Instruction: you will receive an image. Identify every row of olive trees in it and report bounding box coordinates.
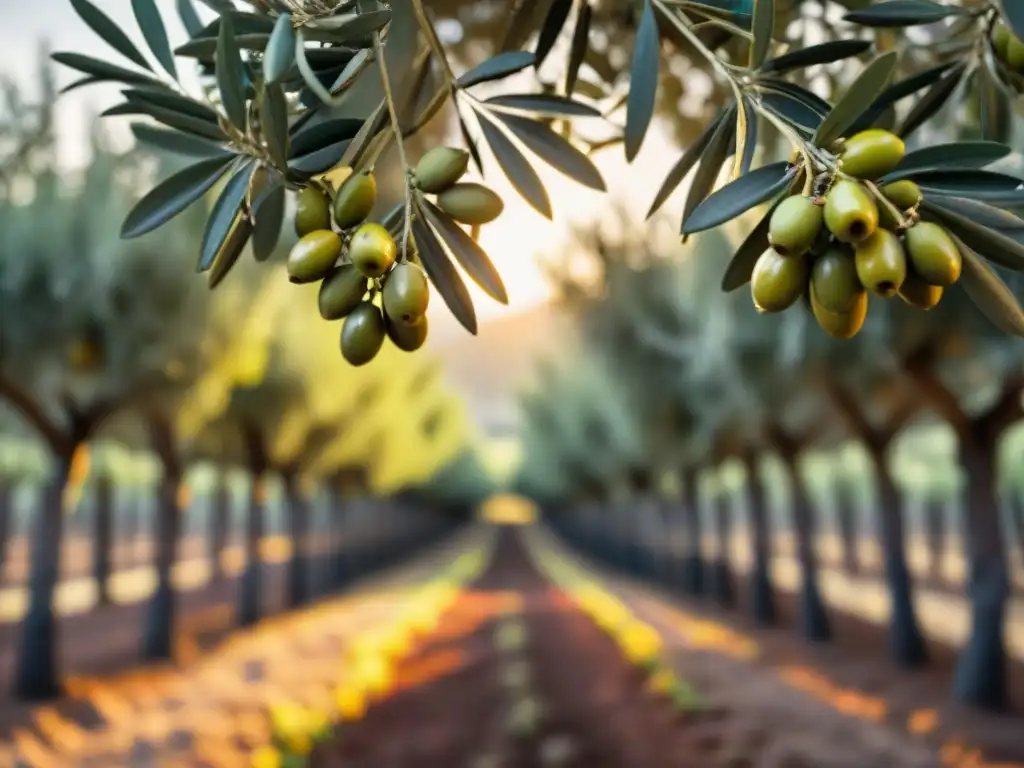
[517,209,1024,712]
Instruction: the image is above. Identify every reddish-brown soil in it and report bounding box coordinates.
[609,561,1024,767]
[314,527,806,768]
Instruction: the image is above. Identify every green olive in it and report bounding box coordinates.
[839,129,905,180]
[382,263,430,324]
[436,183,504,225]
[333,172,376,230]
[341,302,386,366]
[349,222,397,278]
[768,195,823,259]
[287,229,342,284]
[823,179,878,244]
[751,248,807,313]
[294,186,332,237]
[903,222,962,286]
[854,228,907,297]
[386,313,428,352]
[318,265,368,320]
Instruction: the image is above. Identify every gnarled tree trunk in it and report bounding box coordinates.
[141,414,184,661]
[282,471,310,610]
[209,471,230,582]
[91,474,113,607]
[742,450,775,625]
[772,426,830,643]
[834,481,860,576]
[871,452,927,667]
[680,467,705,595]
[14,451,74,699]
[711,490,735,607]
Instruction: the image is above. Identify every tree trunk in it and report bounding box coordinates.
[14,451,74,700]
[834,481,860,576]
[781,454,831,642]
[681,469,705,595]
[0,478,13,580]
[329,485,349,588]
[209,472,229,582]
[711,492,735,607]
[1009,493,1024,574]
[283,473,310,610]
[141,470,183,660]
[238,471,266,627]
[924,497,947,583]
[742,451,775,625]
[871,452,927,667]
[953,425,1010,710]
[91,475,113,607]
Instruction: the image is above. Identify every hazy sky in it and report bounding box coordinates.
[1,0,689,344]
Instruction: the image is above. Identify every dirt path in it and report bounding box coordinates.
[315,527,729,767]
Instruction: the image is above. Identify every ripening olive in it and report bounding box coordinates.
[903,222,962,286]
[386,313,428,352]
[341,302,386,366]
[854,228,907,297]
[382,263,430,324]
[809,283,868,340]
[436,183,504,225]
[318,265,368,320]
[768,195,823,258]
[1008,34,1024,71]
[881,180,922,210]
[824,179,879,244]
[294,186,332,237]
[839,129,905,179]
[992,21,1012,61]
[414,147,470,194]
[349,223,397,278]
[898,271,944,310]
[333,172,376,229]
[751,248,807,313]
[288,229,342,284]
[810,246,864,314]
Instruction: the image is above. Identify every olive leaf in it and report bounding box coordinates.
[484,94,602,118]
[122,154,235,239]
[412,211,479,335]
[118,99,225,141]
[199,159,256,272]
[625,0,659,162]
[978,64,1012,144]
[738,96,758,177]
[288,142,350,178]
[177,0,204,37]
[844,0,964,28]
[896,64,964,138]
[646,110,725,220]
[51,52,160,86]
[683,161,793,235]
[891,141,1012,174]
[122,87,218,121]
[208,211,254,289]
[132,0,177,79]
[305,9,391,37]
[679,107,735,238]
[130,123,228,157]
[535,0,573,68]
[458,51,536,89]
[456,107,485,177]
[338,99,389,171]
[71,0,152,72]
[264,13,296,84]
[565,2,592,96]
[721,201,779,292]
[216,13,248,129]
[501,0,549,54]
[760,87,825,134]
[252,182,286,262]
[749,0,774,69]
[420,197,509,304]
[289,118,364,158]
[813,51,897,146]
[927,196,1024,230]
[60,76,103,94]
[260,83,290,170]
[760,40,871,75]
[955,237,1024,336]
[477,112,553,219]
[903,169,1024,203]
[493,112,606,191]
[175,33,272,59]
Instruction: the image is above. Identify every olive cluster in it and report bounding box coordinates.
[751,129,962,340]
[285,146,505,367]
[991,20,1024,73]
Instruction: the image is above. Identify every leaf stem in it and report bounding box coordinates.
[411,0,457,84]
[373,31,413,262]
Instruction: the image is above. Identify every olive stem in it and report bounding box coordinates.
[753,103,817,194]
[862,178,911,229]
[373,31,414,262]
[411,0,457,85]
